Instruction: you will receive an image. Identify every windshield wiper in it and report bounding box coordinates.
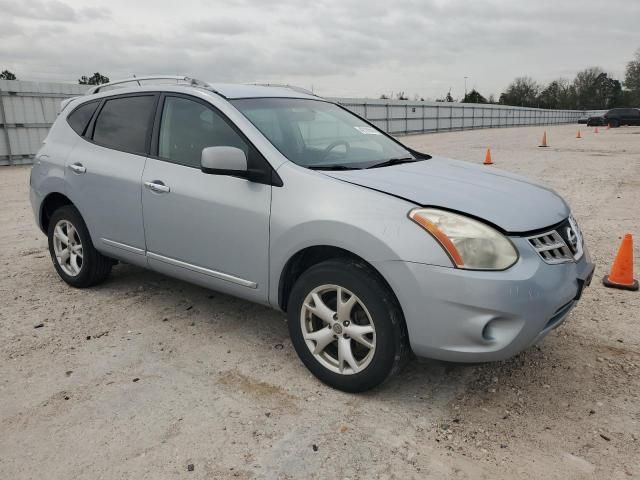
[366,157,417,169]
[307,164,362,171]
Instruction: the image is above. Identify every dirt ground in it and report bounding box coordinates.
[1,124,639,479]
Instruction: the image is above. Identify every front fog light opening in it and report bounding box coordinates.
[481,318,524,345]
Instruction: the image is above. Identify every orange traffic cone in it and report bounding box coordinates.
[539,131,548,147]
[603,234,639,291]
[594,127,599,134]
[576,130,582,139]
[484,148,493,165]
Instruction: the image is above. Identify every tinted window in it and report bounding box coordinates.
[67,101,99,135]
[93,95,155,154]
[159,96,248,168]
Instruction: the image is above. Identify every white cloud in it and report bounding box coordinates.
[0,0,638,98]
[0,0,78,22]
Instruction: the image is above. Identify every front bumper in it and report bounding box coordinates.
[374,237,595,362]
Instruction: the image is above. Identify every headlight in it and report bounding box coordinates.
[408,208,518,270]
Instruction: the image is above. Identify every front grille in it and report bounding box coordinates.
[527,216,584,265]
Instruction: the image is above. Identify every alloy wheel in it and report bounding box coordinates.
[52,219,83,276]
[300,284,376,375]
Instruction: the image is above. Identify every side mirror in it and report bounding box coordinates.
[201,146,248,177]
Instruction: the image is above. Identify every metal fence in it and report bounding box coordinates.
[332,98,605,135]
[0,80,606,166]
[0,80,87,166]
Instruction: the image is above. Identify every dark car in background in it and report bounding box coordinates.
[603,108,640,127]
[586,114,605,127]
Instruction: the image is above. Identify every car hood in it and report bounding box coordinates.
[324,156,570,233]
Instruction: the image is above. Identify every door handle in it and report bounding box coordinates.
[144,181,170,194]
[69,163,86,174]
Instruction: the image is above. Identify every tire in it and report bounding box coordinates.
[287,258,410,392]
[609,119,619,128]
[47,205,112,288]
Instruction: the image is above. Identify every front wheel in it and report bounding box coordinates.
[287,259,410,392]
[608,119,620,128]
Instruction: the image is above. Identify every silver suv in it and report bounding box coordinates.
[30,76,595,392]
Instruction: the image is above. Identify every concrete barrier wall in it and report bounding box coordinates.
[0,80,606,166]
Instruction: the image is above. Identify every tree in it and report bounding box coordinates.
[78,72,110,85]
[624,48,640,106]
[436,90,455,102]
[573,67,622,109]
[396,91,408,100]
[461,89,487,104]
[379,93,390,100]
[499,77,541,107]
[537,79,575,109]
[0,70,17,80]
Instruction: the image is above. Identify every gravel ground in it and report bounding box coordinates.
[1,124,638,479]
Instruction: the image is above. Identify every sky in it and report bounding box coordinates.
[1,0,638,99]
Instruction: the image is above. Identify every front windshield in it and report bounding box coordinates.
[232,98,418,169]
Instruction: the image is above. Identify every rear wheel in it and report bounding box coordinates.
[287,259,410,392]
[47,205,112,288]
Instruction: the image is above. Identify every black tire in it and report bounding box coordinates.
[47,205,112,288]
[609,119,619,128]
[287,258,410,392]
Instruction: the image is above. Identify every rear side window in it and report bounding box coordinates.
[92,95,155,154]
[158,96,249,168]
[67,101,99,136]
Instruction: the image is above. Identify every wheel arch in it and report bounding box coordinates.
[40,192,74,233]
[277,245,404,318]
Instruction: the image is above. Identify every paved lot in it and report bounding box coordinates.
[1,124,639,479]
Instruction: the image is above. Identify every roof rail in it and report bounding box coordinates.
[246,83,319,97]
[85,76,212,95]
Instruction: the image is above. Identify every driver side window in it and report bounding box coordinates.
[159,96,248,168]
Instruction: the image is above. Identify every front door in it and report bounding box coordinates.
[141,94,271,303]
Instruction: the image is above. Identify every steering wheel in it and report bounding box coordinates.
[322,140,350,160]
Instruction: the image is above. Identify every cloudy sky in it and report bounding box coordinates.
[1,0,638,99]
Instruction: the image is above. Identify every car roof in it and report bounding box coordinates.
[81,76,320,101]
[208,83,319,100]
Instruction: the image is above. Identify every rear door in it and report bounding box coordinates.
[65,93,157,266]
[620,109,631,124]
[141,94,272,303]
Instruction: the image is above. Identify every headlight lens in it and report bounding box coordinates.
[409,208,518,270]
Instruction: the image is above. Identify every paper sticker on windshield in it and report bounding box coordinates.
[354,126,381,135]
